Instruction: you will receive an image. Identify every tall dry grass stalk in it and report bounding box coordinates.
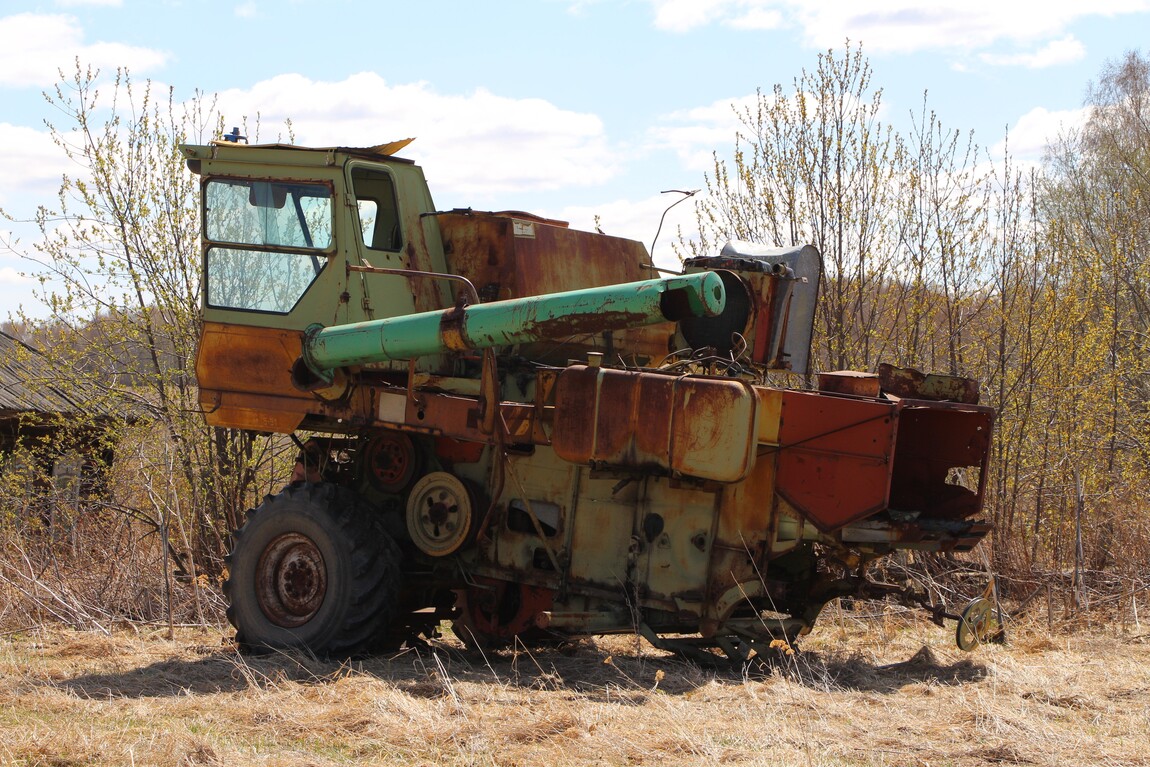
[0,508,222,636]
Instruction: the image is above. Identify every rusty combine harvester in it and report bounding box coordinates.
[184,137,998,661]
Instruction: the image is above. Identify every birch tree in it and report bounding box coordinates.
[3,63,280,572]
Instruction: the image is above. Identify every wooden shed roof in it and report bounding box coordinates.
[0,330,116,419]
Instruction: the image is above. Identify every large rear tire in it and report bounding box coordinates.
[224,483,400,655]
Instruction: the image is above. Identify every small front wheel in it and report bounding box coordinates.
[955,597,998,652]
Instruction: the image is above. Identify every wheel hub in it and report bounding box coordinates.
[256,532,327,627]
[364,431,418,492]
[406,472,476,557]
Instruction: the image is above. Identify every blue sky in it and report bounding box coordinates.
[2,0,1149,320]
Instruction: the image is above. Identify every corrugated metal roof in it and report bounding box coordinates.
[0,330,116,418]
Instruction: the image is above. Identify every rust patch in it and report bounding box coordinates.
[668,378,757,482]
[594,369,641,462]
[196,322,306,397]
[878,363,980,404]
[439,308,468,352]
[634,374,675,461]
[552,367,756,482]
[819,370,881,398]
[552,366,601,463]
[512,310,654,340]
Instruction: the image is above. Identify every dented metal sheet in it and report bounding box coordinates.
[553,366,758,483]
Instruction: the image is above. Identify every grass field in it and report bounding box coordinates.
[1,608,1147,766]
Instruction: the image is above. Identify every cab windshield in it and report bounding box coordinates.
[203,179,333,313]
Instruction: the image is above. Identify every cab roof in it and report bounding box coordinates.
[181,138,417,168]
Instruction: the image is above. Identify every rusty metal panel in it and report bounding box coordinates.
[634,374,675,463]
[437,210,646,298]
[566,469,638,590]
[774,390,898,532]
[750,273,783,365]
[636,479,717,610]
[756,387,783,445]
[703,453,780,627]
[668,378,757,482]
[377,388,536,446]
[878,363,981,404]
[818,370,881,398]
[593,368,643,458]
[197,322,315,431]
[436,210,672,363]
[714,451,776,548]
[888,401,995,519]
[199,391,306,433]
[489,451,578,575]
[552,367,758,483]
[197,321,306,397]
[551,366,600,462]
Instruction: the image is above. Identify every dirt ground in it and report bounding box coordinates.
[1,608,1147,767]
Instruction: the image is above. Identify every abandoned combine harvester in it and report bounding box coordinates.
[185,137,998,661]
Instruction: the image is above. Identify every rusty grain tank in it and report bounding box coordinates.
[184,137,998,661]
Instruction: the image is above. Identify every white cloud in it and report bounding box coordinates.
[555,190,704,270]
[212,73,619,198]
[647,93,761,171]
[55,0,122,6]
[0,240,36,320]
[993,105,1090,160]
[645,1,1150,57]
[235,3,258,18]
[651,0,739,33]
[727,7,784,30]
[0,265,32,288]
[0,13,168,88]
[979,36,1087,69]
[0,122,70,211]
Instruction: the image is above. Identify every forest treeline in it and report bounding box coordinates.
[1,47,1147,628]
[685,45,1150,605]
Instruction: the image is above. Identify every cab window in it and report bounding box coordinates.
[351,166,402,251]
[203,179,333,313]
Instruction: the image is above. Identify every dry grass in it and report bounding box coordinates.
[1,608,1148,767]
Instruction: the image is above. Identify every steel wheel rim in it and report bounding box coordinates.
[406,473,473,556]
[256,532,327,627]
[365,432,418,492]
[956,598,992,651]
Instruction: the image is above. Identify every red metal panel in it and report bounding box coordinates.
[888,401,995,519]
[774,390,897,532]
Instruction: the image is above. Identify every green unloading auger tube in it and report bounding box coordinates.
[294,272,726,385]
